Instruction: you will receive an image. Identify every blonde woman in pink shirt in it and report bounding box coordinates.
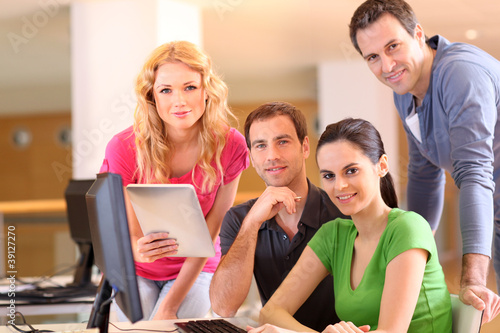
[100,40,249,321]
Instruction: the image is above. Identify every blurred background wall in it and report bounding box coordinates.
[0,0,498,284]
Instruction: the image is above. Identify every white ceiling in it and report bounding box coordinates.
[1,0,500,111]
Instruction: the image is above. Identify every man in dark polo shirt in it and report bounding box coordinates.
[209,102,345,331]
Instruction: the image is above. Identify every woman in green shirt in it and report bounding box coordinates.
[250,118,452,333]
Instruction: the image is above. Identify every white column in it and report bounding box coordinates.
[317,60,400,193]
[70,0,201,180]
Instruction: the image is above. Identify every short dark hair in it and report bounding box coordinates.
[244,101,308,149]
[349,0,419,55]
[317,118,398,208]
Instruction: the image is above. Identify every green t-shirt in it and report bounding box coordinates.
[308,208,452,332]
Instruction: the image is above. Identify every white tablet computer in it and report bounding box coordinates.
[126,184,215,258]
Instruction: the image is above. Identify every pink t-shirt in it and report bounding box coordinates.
[100,126,249,281]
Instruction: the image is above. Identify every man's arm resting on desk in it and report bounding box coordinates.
[210,215,261,317]
[459,253,500,323]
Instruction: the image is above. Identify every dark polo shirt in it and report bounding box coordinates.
[220,179,345,331]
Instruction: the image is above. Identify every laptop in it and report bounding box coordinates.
[126,184,215,258]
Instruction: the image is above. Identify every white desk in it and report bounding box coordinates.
[0,317,257,333]
[2,300,94,316]
[0,322,92,333]
[0,298,94,326]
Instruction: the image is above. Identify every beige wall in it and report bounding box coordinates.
[0,112,74,276]
[0,112,72,201]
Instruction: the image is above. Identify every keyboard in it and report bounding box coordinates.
[174,319,247,333]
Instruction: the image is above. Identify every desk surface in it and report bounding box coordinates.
[0,317,257,333]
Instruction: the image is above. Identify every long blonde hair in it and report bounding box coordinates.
[134,41,234,192]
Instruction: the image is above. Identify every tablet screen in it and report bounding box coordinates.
[126,184,215,258]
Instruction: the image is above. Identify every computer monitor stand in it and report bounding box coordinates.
[67,243,95,288]
[88,278,113,333]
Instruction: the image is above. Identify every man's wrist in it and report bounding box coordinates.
[242,210,267,230]
[460,253,490,287]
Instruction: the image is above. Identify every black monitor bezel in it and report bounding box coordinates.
[85,172,143,332]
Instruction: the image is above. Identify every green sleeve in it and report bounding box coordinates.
[384,210,436,264]
[308,220,336,274]
[308,219,352,274]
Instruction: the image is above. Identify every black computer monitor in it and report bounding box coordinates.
[64,179,96,288]
[85,172,143,333]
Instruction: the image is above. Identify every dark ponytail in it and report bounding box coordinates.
[380,172,398,209]
[317,118,398,208]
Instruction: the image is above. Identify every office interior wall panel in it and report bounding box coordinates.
[0,113,72,201]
